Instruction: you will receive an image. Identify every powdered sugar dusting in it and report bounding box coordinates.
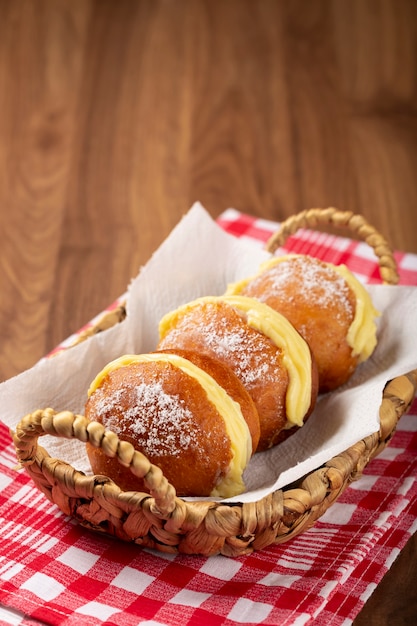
[161,309,285,390]
[89,380,199,457]
[250,256,353,313]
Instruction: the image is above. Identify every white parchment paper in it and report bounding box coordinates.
[1,203,416,503]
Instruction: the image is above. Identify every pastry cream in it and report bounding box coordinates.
[159,295,312,428]
[227,254,380,363]
[88,352,252,498]
[331,263,380,362]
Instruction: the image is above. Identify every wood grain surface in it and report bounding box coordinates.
[0,1,416,623]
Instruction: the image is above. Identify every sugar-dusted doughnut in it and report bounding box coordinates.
[85,351,259,498]
[227,254,380,392]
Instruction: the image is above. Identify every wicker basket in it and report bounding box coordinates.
[12,208,417,557]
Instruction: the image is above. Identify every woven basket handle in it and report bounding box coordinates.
[265,207,399,285]
[13,408,177,516]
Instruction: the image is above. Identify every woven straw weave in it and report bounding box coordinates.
[12,208,417,557]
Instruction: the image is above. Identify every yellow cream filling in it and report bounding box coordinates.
[88,352,252,499]
[159,295,312,428]
[331,264,380,362]
[227,254,380,363]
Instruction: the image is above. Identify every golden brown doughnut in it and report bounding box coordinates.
[227,254,379,392]
[85,351,258,498]
[158,295,318,451]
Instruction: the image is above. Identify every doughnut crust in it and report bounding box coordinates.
[230,255,378,392]
[158,296,318,451]
[85,353,254,497]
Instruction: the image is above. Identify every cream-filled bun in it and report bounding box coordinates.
[227,254,380,392]
[158,295,318,451]
[85,351,259,498]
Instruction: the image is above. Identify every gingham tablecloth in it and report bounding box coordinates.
[0,210,416,626]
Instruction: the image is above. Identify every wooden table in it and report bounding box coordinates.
[0,2,416,623]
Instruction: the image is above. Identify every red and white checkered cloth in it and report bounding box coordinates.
[0,209,416,626]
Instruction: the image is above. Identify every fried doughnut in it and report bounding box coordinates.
[85,351,258,498]
[227,254,379,392]
[158,295,318,451]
